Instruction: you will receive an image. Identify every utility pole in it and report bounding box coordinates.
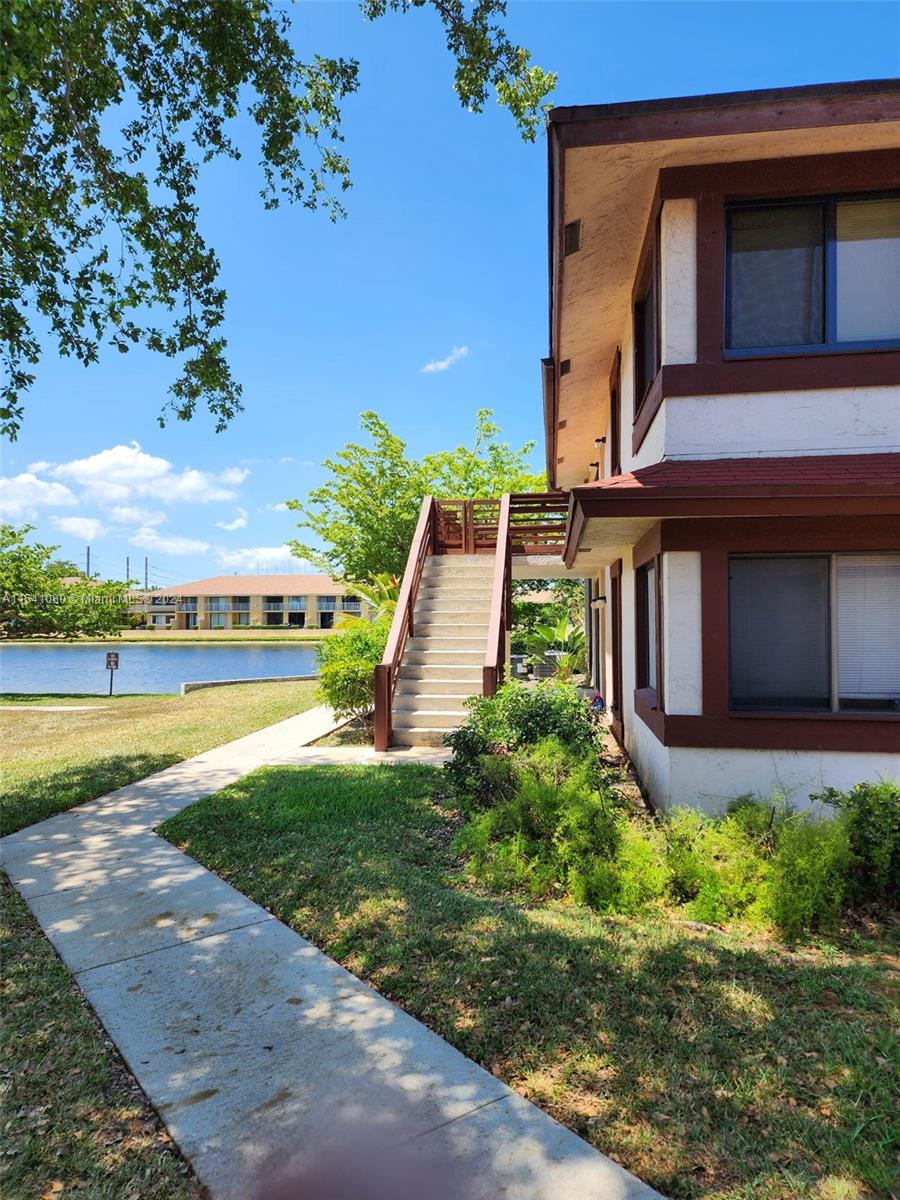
[126,556,130,586]
[86,545,91,577]
[144,557,149,590]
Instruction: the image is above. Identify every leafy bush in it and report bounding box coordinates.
[761,815,852,937]
[454,736,623,899]
[451,723,893,936]
[315,617,390,724]
[444,681,599,808]
[812,779,900,904]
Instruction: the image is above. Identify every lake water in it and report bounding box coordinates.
[0,643,320,695]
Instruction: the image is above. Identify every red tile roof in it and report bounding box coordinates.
[575,453,900,495]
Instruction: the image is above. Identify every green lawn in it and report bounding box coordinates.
[0,680,318,834]
[161,764,899,1200]
[0,875,204,1200]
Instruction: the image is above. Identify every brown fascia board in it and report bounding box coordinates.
[548,78,900,148]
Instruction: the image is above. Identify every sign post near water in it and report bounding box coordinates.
[106,651,119,696]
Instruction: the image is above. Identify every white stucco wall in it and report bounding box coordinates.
[664,386,900,460]
[665,747,900,815]
[662,552,702,715]
[660,199,697,366]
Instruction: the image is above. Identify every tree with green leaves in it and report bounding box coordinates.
[2,0,555,440]
[288,408,545,580]
[0,523,129,637]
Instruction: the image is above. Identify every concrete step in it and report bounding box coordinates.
[414,599,492,617]
[402,648,485,666]
[393,693,469,713]
[394,709,462,730]
[411,613,489,629]
[423,559,494,576]
[407,635,487,652]
[396,676,480,696]
[398,663,482,682]
[417,584,493,599]
[392,728,452,748]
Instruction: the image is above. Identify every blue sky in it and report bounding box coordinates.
[3,1,898,587]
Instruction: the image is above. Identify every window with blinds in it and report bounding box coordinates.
[836,555,900,709]
[729,554,900,713]
[729,557,831,710]
[726,193,900,352]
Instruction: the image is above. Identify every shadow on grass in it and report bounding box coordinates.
[1,753,180,836]
[0,874,204,1200]
[160,765,898,1200]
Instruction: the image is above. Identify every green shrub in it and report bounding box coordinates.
[812,779,900,904]
[453,735,620,899]
[315,617,390,724]
[444,681,598,808]
[761,814,852,937]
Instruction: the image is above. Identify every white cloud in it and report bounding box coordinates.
[48,442,246,506]
[216,543,311,571]
[219,466,250,486]
[130,525,211,556]
[26,460,53,474]
[0,473,77,518]
[278,456,296,465]
[420,345,470,374]
[264,501,289,512]
[109,505,166,527]
[50,515,106,540]
[215,507,248,531]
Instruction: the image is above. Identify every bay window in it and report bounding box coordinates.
[729,554,900,712]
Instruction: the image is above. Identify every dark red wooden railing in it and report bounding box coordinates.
[508,492,570,556]
[373,495,436,751]
[483,493,511,697]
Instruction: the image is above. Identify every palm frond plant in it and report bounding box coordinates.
[525,617,587,679]
[336,574,400,627]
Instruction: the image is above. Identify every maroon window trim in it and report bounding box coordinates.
[629,521,900,751]
[609,559,624,745]
[634,555,664,713]
[632,211,662,420]
[609,348,622,477]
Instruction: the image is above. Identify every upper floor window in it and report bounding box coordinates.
[726,194,900,354]
[633,236,660,409]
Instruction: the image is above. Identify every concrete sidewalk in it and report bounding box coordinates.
[3,706,661,1200]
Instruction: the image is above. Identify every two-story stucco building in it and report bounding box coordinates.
[546,79,900,810]
[131,575,369,631]
[375,79,899,811]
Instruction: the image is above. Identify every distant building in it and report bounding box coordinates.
[129,575,371,631]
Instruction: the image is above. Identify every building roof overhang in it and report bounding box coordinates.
[544,79,900,488]
[563,452,900,568]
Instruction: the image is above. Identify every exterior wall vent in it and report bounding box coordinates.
[560,359,571,376]
[564,220,581,255]
[557,418,567,430]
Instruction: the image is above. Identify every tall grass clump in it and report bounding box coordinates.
[445,688,899,937]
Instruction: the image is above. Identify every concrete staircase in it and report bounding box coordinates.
[392,555,493,747]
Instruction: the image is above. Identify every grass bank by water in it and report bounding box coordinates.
[161,763,899,1200]
[0,680,318,834]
